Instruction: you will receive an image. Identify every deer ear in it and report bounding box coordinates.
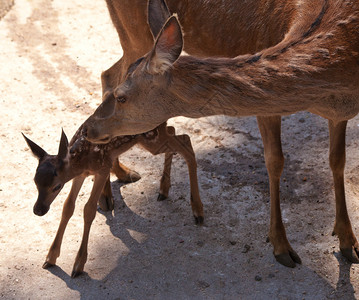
[148,0,171,39]
[147,15,183,74]
[58,129,69,160]
[22,133,47,160]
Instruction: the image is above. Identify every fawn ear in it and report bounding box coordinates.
[58,129,69,160]
[22,133,47,160]
[147,15,183,74]
[148,0,171,39]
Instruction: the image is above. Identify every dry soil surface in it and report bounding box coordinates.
[1,0,359,299]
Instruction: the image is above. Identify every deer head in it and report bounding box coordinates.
[23,130,69,216]
[83,14,184,143]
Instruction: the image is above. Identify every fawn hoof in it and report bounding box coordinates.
[99,194,114,211]
[194,215,204,225]
[157,193,168,201]
[71,270,83,278]
[121,170,141,183]
[42,261,55,269]
[340,247,359,263]
[275,249,302,268]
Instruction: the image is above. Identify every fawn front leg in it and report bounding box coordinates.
[257,116,301,268]
[43,176,85,269]
[329,120,359,263]
[98,174,114,211]
[71,174,108,277]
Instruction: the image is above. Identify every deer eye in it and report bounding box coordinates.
[52,184,62,192]
[116,96,126,103]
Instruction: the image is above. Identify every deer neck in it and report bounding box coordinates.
[167,1,359,120]
[168,55,312,118]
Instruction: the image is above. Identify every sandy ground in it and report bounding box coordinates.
[1,0,359,299]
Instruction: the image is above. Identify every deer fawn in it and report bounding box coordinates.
[83,0,359,267]
[23,120,202,277]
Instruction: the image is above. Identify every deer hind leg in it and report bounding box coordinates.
[257,116,301,268]
[43,176,85,269]
[98,174,114,211]
[329,120,359,263]
[71,174,108,278]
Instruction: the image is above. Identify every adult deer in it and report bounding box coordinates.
[23,121,202,277]
[99,0,300,268]
[84,0,359,267]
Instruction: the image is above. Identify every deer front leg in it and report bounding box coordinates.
[257,116,301,268]
[43,176,85,269]
[329,120,359,263]
[71,174,108,278]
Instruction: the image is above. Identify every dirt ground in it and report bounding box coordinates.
[1,0,359,299]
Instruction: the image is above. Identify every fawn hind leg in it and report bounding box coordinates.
[257,116,301,267]
[111,158,141,183]
[158,126,175,201]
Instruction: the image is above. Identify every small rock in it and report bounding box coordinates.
[198,280,210,288]
[197,241,204,247]
[230,241,237,246]
[242,244,250,253]
[255,275,262,281]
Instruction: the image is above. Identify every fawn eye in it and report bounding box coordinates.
[116,96,126,103]
[52,184,62,192]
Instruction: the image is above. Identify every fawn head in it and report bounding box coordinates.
[23,130,69,216]
[83,13,184,143]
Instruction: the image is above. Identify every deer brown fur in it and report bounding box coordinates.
[99,0,302,268]
[83,0,359,267]
[23,120,202,277]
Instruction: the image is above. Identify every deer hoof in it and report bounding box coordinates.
[157,193,168,201]
[340,247,359,263]
[275,249,302,268]
[71,270,83,278]
[194,215,204,225]
[42,261,55,269]
[98,194,114,211]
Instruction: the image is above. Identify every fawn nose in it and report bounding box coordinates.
[33,202,49,216]
[81,126,88,137]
